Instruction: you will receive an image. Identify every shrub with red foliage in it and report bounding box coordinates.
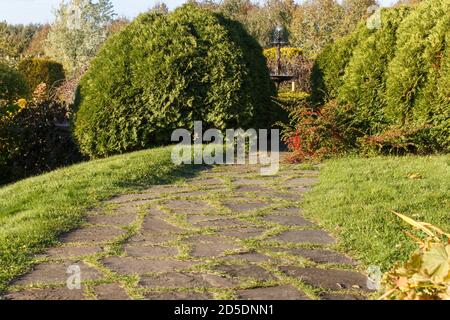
[281,100,355,162]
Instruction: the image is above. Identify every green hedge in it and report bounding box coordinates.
[385,0,449,124]
[74,5,275,158]
[0,63,29,105]
[310,22,372,106]
[338,7,412,133]
[17,58,65,94]
[308,0,450,154]
[385,0,450,151]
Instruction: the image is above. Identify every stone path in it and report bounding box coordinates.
[4,161,372,300]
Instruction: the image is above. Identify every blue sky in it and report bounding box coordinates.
[0,0,397,24]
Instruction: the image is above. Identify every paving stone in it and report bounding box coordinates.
[101,257,198,274]
[86,213,137,226]
[187,178,224,186]
[124,245,179,258]
[37,246,102,259]
[60,226,126,244]
[266,192,302,201]
[127,233,175,245]
[288,186,312,193]
[186,215,223,224]
[237,285,310,300]
[270,207,303,215]
[113,203,141,214]
[233,178,269,185]
[286,248,356,265]
[285,178,317,187]
[143,185,191,195]
[320,293,366,300]
[284,170,319,176]
[14,261,102,286]
[216,264,276,281]
[271,230,335,245]
[163,200,214,215]
[234,186,274,193]
[93,283,130,300]
[221,252,271,263]
[141,216,186,234]
[106,193,158,204]
[263,214,314,227]
[140,273,238,289]
[175,191,211,198]
[280,266,369,291]
[191,242,241,258]
[146,207,168,217]
[224,199,271,212]
[5,287,85,300]
[186,234,233,244]
[194,218,252,228]
[217,227,266,239]
[144,291,213,300]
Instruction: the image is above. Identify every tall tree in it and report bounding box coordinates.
[290,0,344,56]
[45,0,115,74]
[149,1,170,14]
[0,22,40,66]
[25,25,51,58]
[341,0,378,34]
[218,0,295,47]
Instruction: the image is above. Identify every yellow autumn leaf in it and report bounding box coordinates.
[408,173,422,180]
[421,243,449,282]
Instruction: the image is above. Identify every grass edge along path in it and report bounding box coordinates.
[302,155,450,271]
[0,146,205,292]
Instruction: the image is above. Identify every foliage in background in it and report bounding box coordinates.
[0,95,81,184]
[74,5,275,158]
[17,58,65,96]
[381,212,450,300]
[290,0,376,56]
[190,0,377,56]
[290,0,343,55]
[0,63,29,106]
[0,22,41,67]
[303,0,450,160]
[45,0,116,74]
[23,25,51,58]
[264,47,313,92]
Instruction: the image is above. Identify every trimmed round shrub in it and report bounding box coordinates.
[74,5,275,158]
[337,7,412,133]
[0,63,29,105]
[17,58,65,94]
[310,21,373,106]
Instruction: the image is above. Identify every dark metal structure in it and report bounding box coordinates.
[270,25,294,89]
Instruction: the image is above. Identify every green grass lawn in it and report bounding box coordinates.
[302,155,450,271]
[0,146,203,292]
